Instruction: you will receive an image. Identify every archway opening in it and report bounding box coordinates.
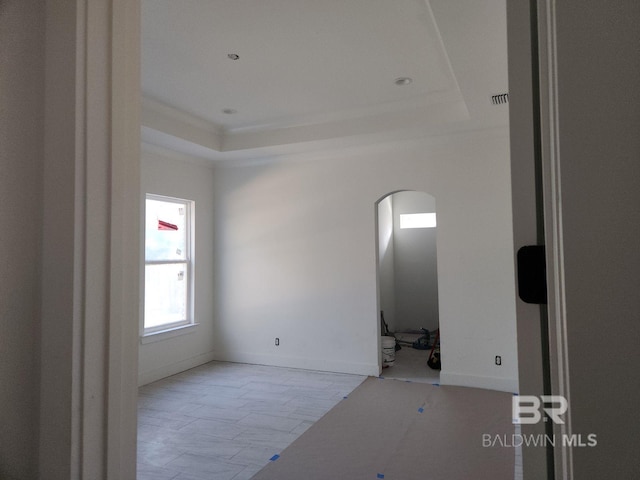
[376,190,440,383]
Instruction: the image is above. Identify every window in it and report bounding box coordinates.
[399,212,437,229]
[144,194,194,335]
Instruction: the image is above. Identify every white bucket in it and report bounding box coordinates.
[381,336,396,367]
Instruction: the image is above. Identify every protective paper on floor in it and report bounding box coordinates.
[251,377,515,480]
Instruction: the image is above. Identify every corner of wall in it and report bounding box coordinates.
[440,370,518,394]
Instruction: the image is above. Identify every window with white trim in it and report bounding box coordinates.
[399,212,437,229]
[144,194,194,335]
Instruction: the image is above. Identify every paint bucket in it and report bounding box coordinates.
[381,336,396,367]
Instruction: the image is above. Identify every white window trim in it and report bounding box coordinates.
[140,322,200,344]
[142,193,195,338]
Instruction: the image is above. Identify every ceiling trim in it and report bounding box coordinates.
[141,96,223,151]
[222,99,469,152]
[142,93,469,157]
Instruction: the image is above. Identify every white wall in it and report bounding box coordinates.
[0,2,44,477]
[138,147,217,385]
[212,129,518,392]
[392,191,439,333]
[377,195,396,332]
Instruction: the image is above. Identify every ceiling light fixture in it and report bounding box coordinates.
[227,53,240,60]
[394,77,413,86]
[222,108,237,115]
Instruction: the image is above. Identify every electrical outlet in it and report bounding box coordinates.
[275,338,280,346]
[495,355,502,366]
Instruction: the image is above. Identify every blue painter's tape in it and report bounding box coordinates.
[377,474,385,479]
[343,396,348,399]
[418,407,424,413]
[270,454,280,462]
[378,376,385,380]
[433,383,440,387]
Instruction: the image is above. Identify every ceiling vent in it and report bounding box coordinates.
[491,93,509,105]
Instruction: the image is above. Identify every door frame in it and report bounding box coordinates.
[45,1,572,478]
[508,1,571,478]
[40,1,140,477]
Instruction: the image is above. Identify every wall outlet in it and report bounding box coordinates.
[275,338,280,346]
[495,355,502,366]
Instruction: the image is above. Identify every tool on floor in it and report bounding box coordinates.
[412,328,431,350]
[427,329,441,370]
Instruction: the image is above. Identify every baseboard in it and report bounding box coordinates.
[212,350,379,377]
[138,351,217,386]
[440,370,518,394]
[138,352,516,393]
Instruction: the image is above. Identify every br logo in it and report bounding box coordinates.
[512,395,568,424]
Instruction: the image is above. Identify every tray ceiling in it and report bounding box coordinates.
[141,0,509,160]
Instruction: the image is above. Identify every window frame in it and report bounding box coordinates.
[143,193,195,337]
[399,212,437,229]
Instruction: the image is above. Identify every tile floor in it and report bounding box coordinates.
[138,357,522,480]
[137,362,366,480]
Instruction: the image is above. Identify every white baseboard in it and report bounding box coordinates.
[138,351,217,386]
[138,351,515,394]
[440,370,518,394]
[212,350,379,377]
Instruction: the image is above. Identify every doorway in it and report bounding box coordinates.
[376,191,440,383]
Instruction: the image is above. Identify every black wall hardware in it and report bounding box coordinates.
[517,245,547,304]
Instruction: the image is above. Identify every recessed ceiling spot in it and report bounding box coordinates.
[222,108,237,115]
[227,53,240,60]
[394,77,413,86]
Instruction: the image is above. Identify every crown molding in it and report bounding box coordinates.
[141,96,224,151]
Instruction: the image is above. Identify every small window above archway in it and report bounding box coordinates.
[399,212,437,229]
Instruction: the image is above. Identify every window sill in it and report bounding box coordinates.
[140,323,199,344]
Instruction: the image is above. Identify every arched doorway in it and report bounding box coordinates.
[376,190,440,383]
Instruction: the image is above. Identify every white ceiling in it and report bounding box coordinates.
[141,0,508,161]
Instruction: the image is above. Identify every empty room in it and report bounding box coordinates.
[137,1,519,479]
[3,0,638,479]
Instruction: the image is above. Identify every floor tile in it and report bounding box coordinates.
[138,361,366,480]
[166,430,245,452]
[237,412,302,433]
[290,420,314,436]
[231,464,264,480]
[195,393,251,408]
[230,445,281,467]
[186,404,252,422]
[138,408,199,430]
[232,426,300,450]
[177,417,247,440]
[137,462,181,480]
[137,441,183,467]
[164,453,245,480]
[138,396,203,415]
[239,390,295,404]
[172,473,213,480]
[241,381,292,394]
